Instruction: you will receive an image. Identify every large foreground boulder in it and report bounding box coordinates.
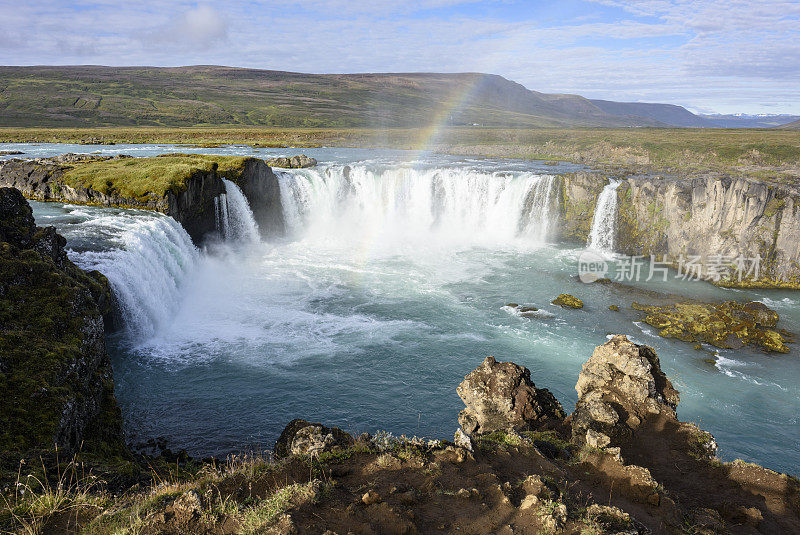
[571,335,679,447]
[273,419,355,459]
[457,356,565,436]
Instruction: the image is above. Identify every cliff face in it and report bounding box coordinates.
[0,187,124,472]
[615,175,800,286]
[558,172,607,242]
[553,170,800,287]
[0,157,285,244]
[232,159,285,237]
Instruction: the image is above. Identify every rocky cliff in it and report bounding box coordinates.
[556,170,800,288]
[0,187,124,476]
[558,171,608,242]
[0,155,284,244]
[230,159,285,237]
[615,175,800,286]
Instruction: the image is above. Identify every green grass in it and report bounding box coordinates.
[239,482,318,534]
[2,126,798,179]
[61,154,253,200]
[0,66,625,129]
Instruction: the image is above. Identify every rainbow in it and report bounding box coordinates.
[349,74,494,271]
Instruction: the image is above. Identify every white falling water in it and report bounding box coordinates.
[276,166,559,247]
[587,179,621,253]
[68,212,199,342]
[216,179,260,243]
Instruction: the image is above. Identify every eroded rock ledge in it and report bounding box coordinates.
[0,154,285,244]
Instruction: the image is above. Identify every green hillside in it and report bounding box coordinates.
[0,65,663,128]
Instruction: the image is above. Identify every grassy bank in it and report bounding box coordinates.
[62,154,252,200]
[2,127,800,179]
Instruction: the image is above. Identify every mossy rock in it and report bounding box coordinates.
[552,293,583,309]
[61,154,253,201]
[631,300,791,353]
[0,188,125,477]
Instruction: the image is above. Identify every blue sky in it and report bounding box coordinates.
[2,0,799,114]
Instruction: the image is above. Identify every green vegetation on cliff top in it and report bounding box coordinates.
[61,154,252,200]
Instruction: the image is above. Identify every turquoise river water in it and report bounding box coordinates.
[3,143,797,474]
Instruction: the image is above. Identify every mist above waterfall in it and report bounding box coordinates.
[277,165,559,250]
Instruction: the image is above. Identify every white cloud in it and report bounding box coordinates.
[0,0,797,113]
[144,5,229,51]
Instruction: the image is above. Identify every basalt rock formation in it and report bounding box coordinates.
[0,155,284,244]
[456,356,565,436]
[555,170,800,288]
[615,174,800,287]
[558,172,607,241]
[0,187,124,476]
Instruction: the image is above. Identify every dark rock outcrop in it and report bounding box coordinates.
[231,160,285,237]
[273,419,355,459]
[0,156,285,244]
[570,335,680,448]
[457,356,565,436]
[0,187,124,471]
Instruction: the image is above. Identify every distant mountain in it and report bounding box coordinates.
[779,119,800,129]
[0,65,664,129]
[698,114,800,128]
[589,99,712,127]
[0,65,790,129]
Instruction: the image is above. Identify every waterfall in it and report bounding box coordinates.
[215,179,260,243]
[587,179,621,253]
[276,166,559,246]
[68,212,199,342]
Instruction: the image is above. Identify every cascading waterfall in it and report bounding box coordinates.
[587,179,621,253]
[277,166,559,246]
[68,212,199,342]
[215,179,260,243]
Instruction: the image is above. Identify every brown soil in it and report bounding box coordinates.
[135,421,799,535]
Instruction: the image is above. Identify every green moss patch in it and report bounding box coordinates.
[61,154,253,201]
[632,300,792,353]
[552,293,584,309]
